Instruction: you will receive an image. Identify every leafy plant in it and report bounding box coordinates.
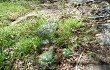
[37,22,58,39]
[39,46,58,69]
[87,51,94,57]
[40,39,50,45]
[62,48,73,58]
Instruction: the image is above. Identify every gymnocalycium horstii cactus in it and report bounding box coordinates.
[37,23,58,39]
[62,48,73,58]
[38,46,58,69]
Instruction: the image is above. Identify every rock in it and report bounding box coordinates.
[100,24,110,33]
[103,33,110,46]
[91,4,110,17]
[69,0,110,4]
[39,0,58,3]
[96,23,110,64]
[87,0,110,21]
[107,20,110,23]
[68,0,84,4]
[98,23,110,46]
[67,0,97,5]
[94,48,110,64]
[84,64,110,70]
[102,0,110,3]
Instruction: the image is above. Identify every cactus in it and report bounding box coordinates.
[39,46,58,69]
[62,48,73,57]
[37,23,57,39]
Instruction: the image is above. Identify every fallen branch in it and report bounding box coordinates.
[75,48,85,70]
[10,11,38,26]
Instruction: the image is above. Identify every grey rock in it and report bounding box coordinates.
[68,0,110,4]
[68,0,96,5]
[100,24,110,33]
[68,0,85,5]
[39,0,58,3]
[98,24,110,46]
[103,33,110,46]
[102,0,110,3]
[84,64,110,70]
[91,3,110,18]
[68,0,84,4]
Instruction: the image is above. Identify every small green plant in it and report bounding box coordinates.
[40,39,50,45]
[62,48,73,57]
[15,37,41,55]
[87,51,94,57]
[37,22,58,39]
[39,46,58,69]
[60,18,84,29]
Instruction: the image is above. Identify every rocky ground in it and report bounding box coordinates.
[1,0,110,70]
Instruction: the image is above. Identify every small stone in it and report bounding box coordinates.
[107,20,110,23]
[98,23,110,46]
[100,24,110,33]
[103,33,110,46]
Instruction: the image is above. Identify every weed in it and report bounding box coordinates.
[53,18,84,45]
[15,37,41,55]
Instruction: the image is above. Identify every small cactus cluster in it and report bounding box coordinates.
[38,46,58,69]
[37,23,57,39]
[62,48,73,57]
